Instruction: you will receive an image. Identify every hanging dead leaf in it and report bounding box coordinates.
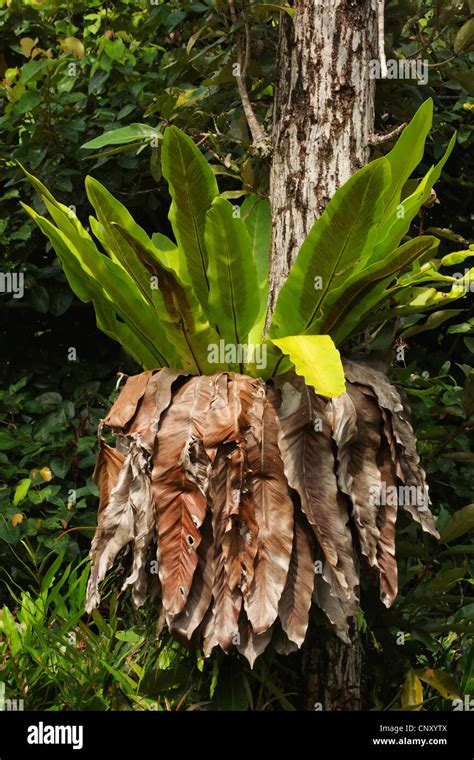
[276,376,358,604]
[152,377,212,615]
[245,386,294,634]
[93,439,125,513]
[278,511,314,647]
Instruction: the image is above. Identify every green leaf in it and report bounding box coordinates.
[100,660,138,691]
[113,223,224,374]
[426,566,467,593]
[151,232,189,282]
[441,452,474,463]
[372,133,456,261]
[1,606,22,656]
[85,175,155,299]
[269,159,390,338]
[381,99,433,219]
[162,125,218,308]
[454,18,474,54]
[241,194,271,343]
[400,310,463,339]
[19,163,74,218]
[401,670,424,710]
[440,504,474,543]
[326,236,440,343]
[22,200,170,368]
[16,90,42,113]
[214,660,249,711]
[50,457,70,479]
[415,669,460,700]
[29,283,50,313]
[49,288,74,317]
[40,552,66,595]
[441,249,474,266]
[115,630,142,643]
[205,197,259,348]
[20,60,47,84]
[83,141,146,161]
[138,666,192,696]
[13,478,31,506]
[81,124,160,149]
[270,335,346,397]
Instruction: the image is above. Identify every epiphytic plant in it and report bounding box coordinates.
[22,99,472,665]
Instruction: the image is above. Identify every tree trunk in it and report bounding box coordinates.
[267,0,378,710]
[267,0,378,318]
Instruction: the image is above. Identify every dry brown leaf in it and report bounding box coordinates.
[20,37,38,58]
[86,364,435,662]
[245,386,294,634]
[169,511,214,641]
[86,452,135,612]
[207,449,242,652]
[276,376,358,605]
[60,36,85,58]
[313,566,357,644]
[278,511,315,648]
[343,385,383,568]
[128,368,186,449]
[237,612,273,668]
[201,373,232,449]
[120,443,155,608]
[343,360,438,538]
[222,446,259,596]
[376,435,399,607]
[104,371,153,430]
[272,623,299,656]
[93,439,126,514]
[152,377,212,615]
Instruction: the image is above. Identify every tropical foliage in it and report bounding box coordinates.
[0,0,473,711]
[19,100,470,669]
[21,101,472,395]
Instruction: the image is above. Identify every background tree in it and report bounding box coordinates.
[267,0,379,711]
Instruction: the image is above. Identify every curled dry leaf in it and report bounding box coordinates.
[343,359,438,538]
[104,371,153,430]
[86,451,135,613]
[93,439,126,514]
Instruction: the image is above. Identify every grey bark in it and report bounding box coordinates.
[267,0,378,322]
[267,0,379,710]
